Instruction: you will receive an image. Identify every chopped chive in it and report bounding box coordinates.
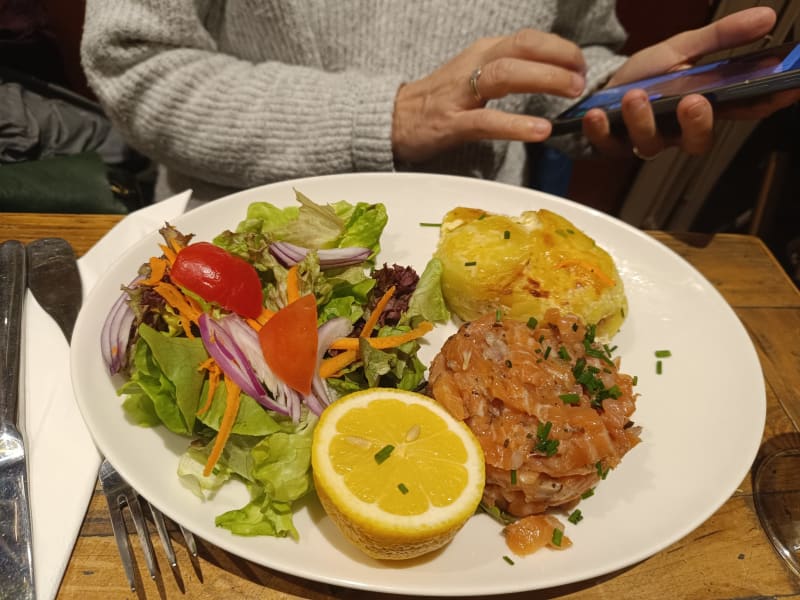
[571,323,578,332]
[632,375,638,385]
[558,346,571,361]
[477,213,487,220]
[503,555,515,565]
[559,393,580,405]
[503,230,511,239]
[656,360,663,374]
[538,421,552,439]
[551,528,564,547]
[374,444,395,464]
[543,346,552,360]
[419,222,442,227]
[527,316,538,329]
[595,461,609,480]
[655,349,672,358]
[464,260,477,267]
[510,469,517,485]
[534,421,559,456]
[495,308,503,322]
[581,488,595,499]
[566,229,575,234]
[568,509,583,524]
[397,483,409,494]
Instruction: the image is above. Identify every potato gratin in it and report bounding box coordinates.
[434,207,628,339]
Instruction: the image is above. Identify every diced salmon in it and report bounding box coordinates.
[428,309,640,517]
[503,514,572,556]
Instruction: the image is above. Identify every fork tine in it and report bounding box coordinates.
[126,491,159,582]
[103,489,137,591]
[148,502,177,568]
[180,525,198,558]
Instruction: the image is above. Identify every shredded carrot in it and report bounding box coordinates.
[140,256,168,286]
[159,243,177,266]
[246,306,276,331]
[153,281,202,337]
[555,259,616,288]
[361,285,396,338]
[329,321,433,351]
[203,376,241,477]
[196,358,221,416]
[286,265,300,304]
[319,349,359,378]
[168,236,184,254]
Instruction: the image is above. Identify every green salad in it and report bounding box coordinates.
[101,190,449,538]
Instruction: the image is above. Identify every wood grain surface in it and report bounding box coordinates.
[2,214,799,599]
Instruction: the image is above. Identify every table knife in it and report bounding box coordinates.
[0,240,35,600]
[25,238,82,343]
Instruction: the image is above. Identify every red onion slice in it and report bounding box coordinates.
[269,241,370,269]
[198,313,290,416]
[100,276,143,375]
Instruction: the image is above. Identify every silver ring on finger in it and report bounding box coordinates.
[469,67,484,103]
[632,146,662,161]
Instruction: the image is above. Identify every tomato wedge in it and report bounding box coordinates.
[259,294,318,395]
[170,242,263,319]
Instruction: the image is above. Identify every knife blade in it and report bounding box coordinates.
[25,238,82,343]
[0,240,35,600]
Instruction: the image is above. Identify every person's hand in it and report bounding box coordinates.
[584,7,800,159]
[391,29,586,163]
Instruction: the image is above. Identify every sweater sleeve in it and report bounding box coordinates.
[80,0,402,188]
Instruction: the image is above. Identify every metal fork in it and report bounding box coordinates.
[99,459,199,592]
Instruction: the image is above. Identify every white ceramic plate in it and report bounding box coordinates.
[71,173,765,596]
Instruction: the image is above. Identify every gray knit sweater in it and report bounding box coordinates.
[81,0,628,201]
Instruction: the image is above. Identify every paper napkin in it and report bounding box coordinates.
[24,190,193,599]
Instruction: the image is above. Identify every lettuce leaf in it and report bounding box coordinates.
[402,257,450,326]
[118,324,208,434]
[186,414,317,539]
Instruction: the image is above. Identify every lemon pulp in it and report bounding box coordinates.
[312,388,485,559]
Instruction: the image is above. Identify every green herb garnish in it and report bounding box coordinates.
[551,528,564,547]
[559,393,580,405]
[534,421,559,456]
[374,444,395,464]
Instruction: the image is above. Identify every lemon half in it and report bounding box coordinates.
[312,388,485,560]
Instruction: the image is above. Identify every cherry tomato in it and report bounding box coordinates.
[259,294,318,395]
[170,242,263,319]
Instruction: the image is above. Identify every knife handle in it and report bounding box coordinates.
[0,240,26,428]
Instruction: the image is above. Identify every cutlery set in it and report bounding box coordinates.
[0,237,197,598]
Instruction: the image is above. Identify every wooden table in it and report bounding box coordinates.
[2,212,800,600]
